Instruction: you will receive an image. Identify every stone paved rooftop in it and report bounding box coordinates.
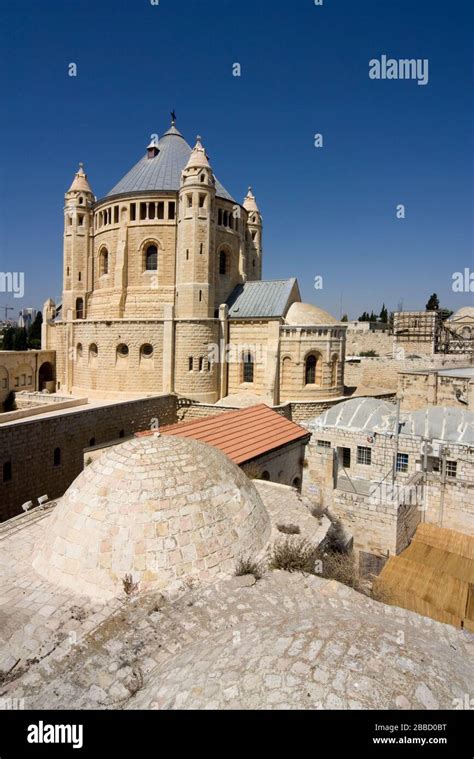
[0,483,472,710]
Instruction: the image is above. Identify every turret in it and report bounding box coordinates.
[62,164,94,321]
[244,187,263,280]
[176,137,216,318]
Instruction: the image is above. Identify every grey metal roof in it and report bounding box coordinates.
[401,407,474,445]
[307,397,398,434]
[105,126,234,201]
[307,397,474,446]
[226,279,297,319]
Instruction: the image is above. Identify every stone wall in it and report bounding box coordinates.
[344,354,472,391]
[345,328,393,357]
[399,370,473,411]
[0,394,177,521]
[242,440,307,489]
[302,424,473,566]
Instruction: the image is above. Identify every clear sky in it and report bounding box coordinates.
[0,0,472,320]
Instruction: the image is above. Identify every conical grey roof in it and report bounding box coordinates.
[105,125,234,201]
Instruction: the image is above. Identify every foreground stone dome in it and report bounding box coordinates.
[285,302,338,326]
[32,436,271,600]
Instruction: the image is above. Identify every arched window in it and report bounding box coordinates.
[100,248,109,276]
[145,244,158,271]
[261,471,270,481]
[75,298,84,319]
[219,251,227,275]
[53,447,61,467]
[243,351,254,383]
[89,343,98,361]
[331,355,339,386]
[119,430,125,439]
[76,343,83,359]
[89,437,96,447]
[305,354,318,385]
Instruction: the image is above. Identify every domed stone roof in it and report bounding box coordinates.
[32,436,270,600]
[451,306,474,320]
[285,302,338,326]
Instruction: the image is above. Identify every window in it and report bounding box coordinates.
[357,446,372,466]
[100,248,109,276]
[140,344,153,358]
[317,440,331,449]
[243,352,254,383]
[53,447,61,467]
[130,203,136,221]
[67,266,70,277]
[188,357,193,371]
[140,203,147,220]
[199,357,204,372]
[187,194,193,208]
[342,448,351,468]
[14,377,19,387]
[168,202,175,220]
[89,438,96,447]
[75,298,84,319]
[77,214,84,227]
[396,453,409,473]
[117,344,129,358]
[261,471,270,481]
[78,272,82,282]
[89,343,98,360]
[119,430,125,439]
[186,250,189,261]
[305,355,317,385]
[27,377,32,385]
[446,461,457,478]
[145,244,158,271]
[79,196,84,205]
[219,251,227,275]
[3,461,12,482]
[199,290,202,302]
[331,355,339,386]
[114,206,119,224]
[199,194,206,208]
[76,343,83,359]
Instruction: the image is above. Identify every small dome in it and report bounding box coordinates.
[32,436,270,600]
[285,302,338,326]
[451,307,474,320]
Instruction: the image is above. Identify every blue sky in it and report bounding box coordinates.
[0,0,472,319]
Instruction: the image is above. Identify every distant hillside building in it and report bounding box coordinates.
[42,116,346,405]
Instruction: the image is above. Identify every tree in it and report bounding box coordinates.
[12,327,28,351]
[379,304,388,323]
[1,326,15,350]
[28,312,43,349]
[369,311,377,322]
[359,311,370,322]
[341,314,348,322]
[426,293,440,311]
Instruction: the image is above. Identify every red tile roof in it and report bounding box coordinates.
[136,404,311,465]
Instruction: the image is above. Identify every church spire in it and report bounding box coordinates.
[243,186,259,213]
[67,163,93,194]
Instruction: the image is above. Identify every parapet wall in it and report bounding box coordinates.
[345,354,472,391]
[0,394,177,521]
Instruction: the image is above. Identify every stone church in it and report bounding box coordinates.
[43,116,346,404]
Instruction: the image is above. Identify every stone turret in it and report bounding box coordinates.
[176,137,217,318]
[244,187,263,280]
[62,164,94,321]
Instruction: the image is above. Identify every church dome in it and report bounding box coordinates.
[105,122,234,201]
[451,306,474,320]
[32,436,270,600]
[285,302,338,326]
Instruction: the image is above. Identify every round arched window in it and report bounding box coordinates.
[141,344,154,358]
[89,343,98,359]
[117,344,129,358]
[145,244,158,271]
